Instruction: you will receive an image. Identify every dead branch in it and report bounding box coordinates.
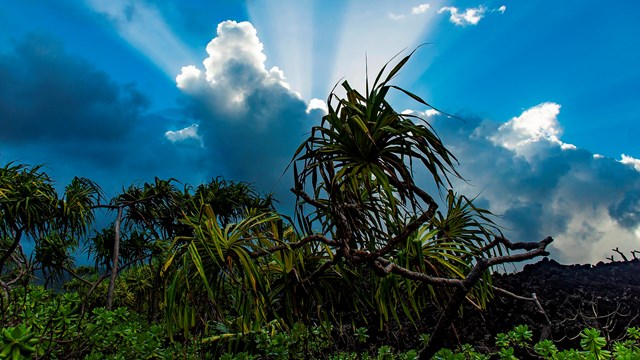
[612,247,628,262]
[491,286,552,325]
[372,258,464,289]
[420,236,553,359]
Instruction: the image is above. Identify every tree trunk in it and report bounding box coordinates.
[106,206,123,310]
[0,228,23,275]
[420,260,489,358]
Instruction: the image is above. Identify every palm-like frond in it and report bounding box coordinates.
[0,163,58,238]
[60,176,103,238]
[289,51,510,329]
[293,51,459,251]
[163,207,282,334]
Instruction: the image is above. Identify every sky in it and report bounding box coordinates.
[1,0,639,265]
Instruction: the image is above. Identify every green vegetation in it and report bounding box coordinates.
[431,325,640,360]
[3,51,628,359]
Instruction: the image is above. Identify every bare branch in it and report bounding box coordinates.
[612,247,628,262]
[491,286,551,325]
[420,236,553,358]
[485,237,553,268]
[372,258,464,288]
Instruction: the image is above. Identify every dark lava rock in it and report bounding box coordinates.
[453,258,640,351]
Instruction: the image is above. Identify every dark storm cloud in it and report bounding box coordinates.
[0,34,208,195]
[0,34,148,146]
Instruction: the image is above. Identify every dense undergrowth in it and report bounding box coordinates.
[2,278,639,359]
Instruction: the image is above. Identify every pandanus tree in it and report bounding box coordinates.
[162,51,553,357]
[162,180,280,337]
[0,163,57,288]
[97,177,188,309]
[291,51,553,357]
[0,163,102,290]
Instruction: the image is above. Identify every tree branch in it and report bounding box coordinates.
[372,258,464,288]
[420,236,553,359]
[291,188,328,210]
[612,247,628,262]
[0,227,23,275]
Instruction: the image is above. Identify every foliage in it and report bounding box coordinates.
[2,283,640,359]
[0,324,39,359]
[0,51,558,358]
[431,324,640,360]
[1,163,101,288]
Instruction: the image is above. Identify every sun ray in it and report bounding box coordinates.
[84,0,200,79]
[248,0,444,101]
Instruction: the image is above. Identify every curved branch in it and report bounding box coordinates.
[0,227,23,275]
[372,257,465,288]
[291,188,328,210]
[420,236,554,358]
[485,236,553,267]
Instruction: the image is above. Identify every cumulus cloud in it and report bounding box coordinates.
[437,5,506,26]
[175,20,319,198]
[417,103,640,264]
[438,6,486,26]
[619,154,640,172]
[306,98,328,114]
[165,124,202,144]
[489,102,576,159]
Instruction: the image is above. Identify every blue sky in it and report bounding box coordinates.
[1,0,639,264]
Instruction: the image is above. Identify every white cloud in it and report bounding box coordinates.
[489,102,576,159]
[175,20,312,194]
[389,3,432,21]
[551,206,640,264]
[165,124,202,144]
[438,6,486,26]
[412,4,431,14]
[176,20,298,120]
[306,98,328,114]
[422,109,440,117]
[417,106,640,265]
[620,154,640,172]
[176,65,201,90]
[498,5,507,14]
